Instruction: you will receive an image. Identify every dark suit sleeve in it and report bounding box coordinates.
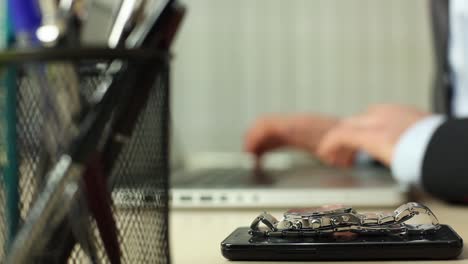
[422,118,468,203]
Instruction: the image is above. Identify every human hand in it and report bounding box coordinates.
[316,104,430,167]
[244,114,339,157]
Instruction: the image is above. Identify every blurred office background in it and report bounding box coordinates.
[171,0,433,162]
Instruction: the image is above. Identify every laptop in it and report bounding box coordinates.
[170,152,406,208]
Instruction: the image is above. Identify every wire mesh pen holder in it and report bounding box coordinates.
[0,48,171,263]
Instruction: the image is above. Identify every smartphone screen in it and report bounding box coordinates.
[221,225,463,261]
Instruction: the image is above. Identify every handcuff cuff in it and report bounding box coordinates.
[250,202,440,237]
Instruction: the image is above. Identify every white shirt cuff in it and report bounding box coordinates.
[390,115,445,187]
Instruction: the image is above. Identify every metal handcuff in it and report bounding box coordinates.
[250,202,440,237]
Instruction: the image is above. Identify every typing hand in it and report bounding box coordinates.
[316,104,429,167]
[244,114,339,157]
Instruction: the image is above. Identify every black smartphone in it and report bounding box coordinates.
[221,225,463,261]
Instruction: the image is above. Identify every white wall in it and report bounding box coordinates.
[171,0,433,158]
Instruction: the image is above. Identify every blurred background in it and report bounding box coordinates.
[171,0,433,163]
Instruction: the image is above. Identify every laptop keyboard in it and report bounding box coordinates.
[172,168,275,188]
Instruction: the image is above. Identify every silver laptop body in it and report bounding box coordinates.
[170,155,405,208]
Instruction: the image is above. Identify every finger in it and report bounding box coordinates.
[244,118,273,152]
[254,136,285,155]
[343,149,357,167]
[317,123,391,166]
[323,148,338,166]
[281,115,339,153]
[317,123,362,154]
[326,146,353,168]
[334,147,357,168]
[243,117,287,155]
[317,123,368,161]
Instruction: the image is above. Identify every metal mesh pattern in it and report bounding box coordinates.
[70,70,170,263]
[0,59,170,263]
[17,76,46,219]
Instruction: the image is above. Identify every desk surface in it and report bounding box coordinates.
[170,200,467,264]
